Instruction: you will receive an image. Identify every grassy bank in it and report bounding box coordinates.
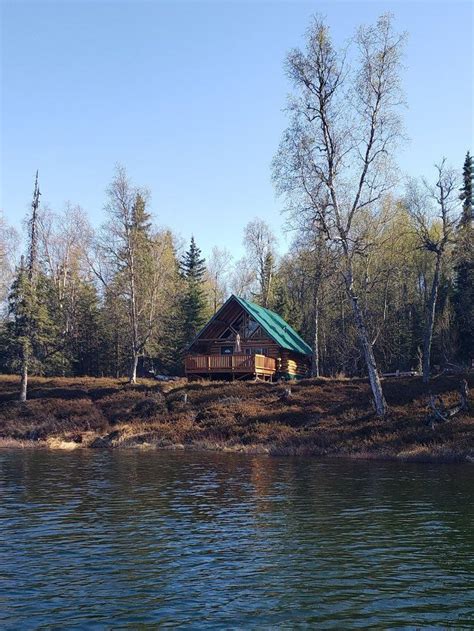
[0,374,472,462]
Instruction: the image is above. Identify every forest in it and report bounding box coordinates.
[0,15,472,412]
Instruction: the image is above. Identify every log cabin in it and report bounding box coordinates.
[184,295,312,381]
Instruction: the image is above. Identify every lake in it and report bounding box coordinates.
[1,450,473,629]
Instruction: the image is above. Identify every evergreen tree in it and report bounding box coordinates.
[459,151,473,226]
[453,249,474,365]
[157,298,184,374]
[179,237,208,349]
[453,151,474,366]
[180,236,206,281]
[7,259,32,379]
[100,281,130,377]
[271,276,291,321]
[7,262,57,379]
[15,172,41,400]
[69,281,103,376]
[132,192,152,234]
[260,251,275,308]
[151,232,183,375]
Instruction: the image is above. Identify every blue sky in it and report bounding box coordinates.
[1,0,472,259]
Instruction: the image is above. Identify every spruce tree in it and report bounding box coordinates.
[179,237,207,348]
[271,277,291,321]
[180,236,206,281]
[132,192,152,235]
[8,259,32,383]
[453,151,474,366]
[8,261,57,381]
[13,172,41,400]
[69,281,103,376]
[459,151,473,226]
[260,251,275,308]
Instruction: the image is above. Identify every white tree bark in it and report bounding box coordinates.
[422,253,441,383]
[311,283,320,378]
[274,14,407,416]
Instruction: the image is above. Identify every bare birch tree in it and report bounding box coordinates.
[406,160,459,382]
[98,165,170,383]
[273,14,407,415]
[207,246,232,312]
[39,204,93,341]
[39,204,92,295]
[308,236,336,377]
[243,219,277,307]
[290,230,336,377]
[230,257,257,300]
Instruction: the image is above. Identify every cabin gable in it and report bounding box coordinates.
[186,295,312,379]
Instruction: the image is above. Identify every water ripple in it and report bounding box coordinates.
[0,450,473,628]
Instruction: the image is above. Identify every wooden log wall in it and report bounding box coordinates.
[187,298,311,378]
[280,350,310,377]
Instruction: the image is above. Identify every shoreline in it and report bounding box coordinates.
[2,439,474,465]
[0,374,472,464]
[1,435,473,464]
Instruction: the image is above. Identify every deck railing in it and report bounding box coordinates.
[254,354,277,371]
[185,354,276,374]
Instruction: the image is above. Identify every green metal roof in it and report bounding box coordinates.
[234,295,312,356]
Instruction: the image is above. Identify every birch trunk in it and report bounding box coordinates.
[126,223,139,385]
[273,15,407,416]
[19,347,28,402]
[422,253,442,383]
[311,285,320,377]
[345,270,387,416]
[130,352,139,384]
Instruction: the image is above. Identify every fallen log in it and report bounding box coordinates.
[382,370,420,378]
[427,380,470,429]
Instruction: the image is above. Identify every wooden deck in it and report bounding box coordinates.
[185,354,277,380]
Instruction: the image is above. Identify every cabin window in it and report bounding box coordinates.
[245,347,267,356]
[249,325,264,339]
[232,315,244,331]
[221,345,234,355]
[244,318,259,337]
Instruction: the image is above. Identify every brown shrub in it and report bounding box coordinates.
[0,373,472,460]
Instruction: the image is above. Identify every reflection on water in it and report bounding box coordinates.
[1,450,473,628]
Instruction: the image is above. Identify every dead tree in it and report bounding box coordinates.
[19,171,41,402]
[427,379,470,429]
